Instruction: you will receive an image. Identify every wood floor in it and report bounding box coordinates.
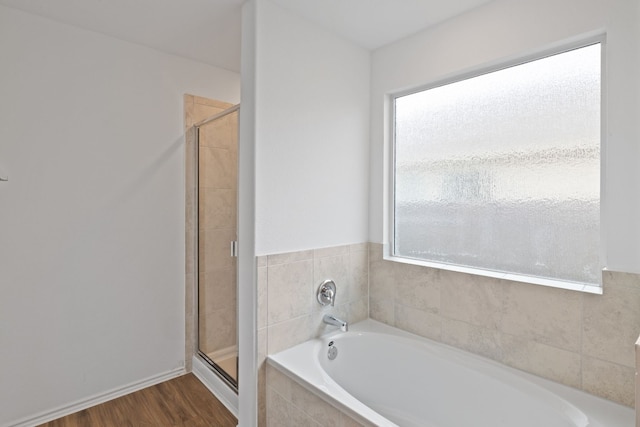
[39,374,237,427]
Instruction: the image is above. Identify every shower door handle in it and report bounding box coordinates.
[230,241,238,257]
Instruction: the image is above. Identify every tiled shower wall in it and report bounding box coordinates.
[184,94,236,367]
[196,108,238,356]
[257,244,369,425]
[369,243,640,407]
[259,242,639,426]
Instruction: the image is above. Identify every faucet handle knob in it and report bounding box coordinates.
[317,279,337,306]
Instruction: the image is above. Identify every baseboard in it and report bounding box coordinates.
[6,367,185,427]
[192,355,239,418]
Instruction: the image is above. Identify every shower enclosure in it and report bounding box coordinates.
[192,103,240,390]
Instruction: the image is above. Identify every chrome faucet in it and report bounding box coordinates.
[323,314,348,332]
[317,279,337,306]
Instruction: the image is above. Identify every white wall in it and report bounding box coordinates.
[0,6,240,426]
[254,0,370,256]
[370,0,640,274]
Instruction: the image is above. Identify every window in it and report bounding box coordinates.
[392,41,602,290]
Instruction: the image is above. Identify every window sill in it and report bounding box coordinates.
[382,245,603,295]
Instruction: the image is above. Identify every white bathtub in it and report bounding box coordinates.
[268,319,634,427]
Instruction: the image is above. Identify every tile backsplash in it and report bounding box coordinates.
[257,243,369,425]
[369,243,640,407]
[258,243,369,352]
[266,364,368,427]
[259,242,639,427]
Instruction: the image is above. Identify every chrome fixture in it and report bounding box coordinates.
[323,314,348,332]
[327,341,338,360]
[317,279,337,306]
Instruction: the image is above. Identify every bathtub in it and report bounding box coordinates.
[268,319,634,427]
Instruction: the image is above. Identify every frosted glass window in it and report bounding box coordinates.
[393,43,601,286]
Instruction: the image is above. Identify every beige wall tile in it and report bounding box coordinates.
[199,114,235,149]
[266,365,292,401]
[267,366,372,427]
[257,255,268,268]
[636,339,640,422]
[261,244,637,420]
[258,363,267,427]
[268,249,314,266]
[348,298,368,324]
[258,328,267,364]
[290,380,343,427]
[314,254,351,303]
[369,258,396,301]
[395,264,440,313]
[198,228,236,271]
[184,125,197,371]
[369,297,394,326]
[267,259,313,325]
[582,356,635,407]
[369,242,383,260]
[198,188,236,230]
[583,273,640,368]
[501,334,581,389]
[349,249,369,302]
[185,269,195,372]
[193,103,226,124]
[185,95,238,373]
[184,94,195,128]
[184,128,197,252]
[267,387,321,427]
[340,414,368,427]
[440,271,503,329]
[193,95,233,109]
[362,247,638,408]
[441,318,502,361]
[502,281,582,352]
[267,314,313,354]
[199,267,236,314]
[605,270,640,290]
[258,328,268,427]
[349,242,369,252]
[199,146,234,189]
[258,266,268,330]
[395,304,441,341]
[183,94,233,129]
[199,306,237,354]
[314,245,349,259]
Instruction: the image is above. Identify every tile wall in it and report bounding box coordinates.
[259,242,638,425]
[257,244,369,426]
[369,243,640,407]
[184,94,236,368]
[266,364,369,427]
[635,338,640,426]
[197,109,238,355]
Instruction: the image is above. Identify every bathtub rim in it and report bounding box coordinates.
[267,333,392,426]
[267,319,634,427]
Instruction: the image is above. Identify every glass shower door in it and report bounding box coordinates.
[196,106,239,388]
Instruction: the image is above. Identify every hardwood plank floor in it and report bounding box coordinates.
[39,374,237,427]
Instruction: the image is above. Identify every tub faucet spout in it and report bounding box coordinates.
[323,314,348,332]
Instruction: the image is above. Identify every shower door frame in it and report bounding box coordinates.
[193,104,240,393]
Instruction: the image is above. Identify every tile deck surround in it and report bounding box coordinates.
[259,242,639,426]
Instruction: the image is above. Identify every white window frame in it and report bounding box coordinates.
[385,33,607,294]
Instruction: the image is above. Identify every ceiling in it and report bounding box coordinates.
[272,0,493,50]
[0,0,493,73]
